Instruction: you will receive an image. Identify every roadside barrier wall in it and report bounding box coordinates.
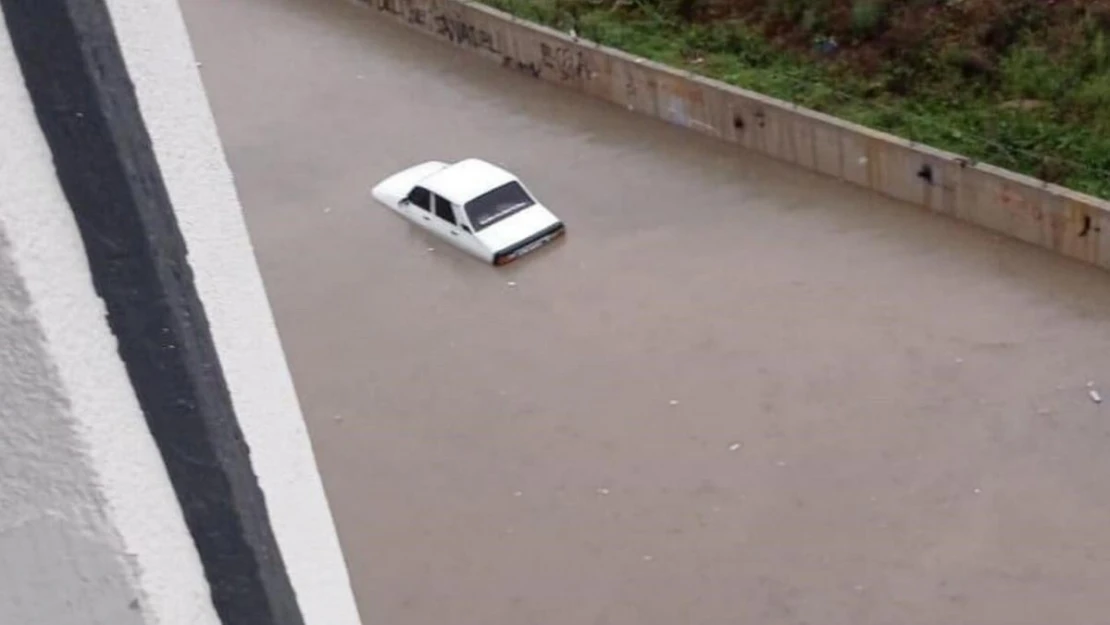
[357,0,1110,271]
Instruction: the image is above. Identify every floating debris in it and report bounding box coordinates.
[668,399,679,406]
[507,281,517,287]
[642,555,654,562]
[512,490,523,497]
[596,488,610,496]
[1090,389,1102,404]
[728,442,742,452]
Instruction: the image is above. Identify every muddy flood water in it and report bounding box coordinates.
[182,0,1110,622]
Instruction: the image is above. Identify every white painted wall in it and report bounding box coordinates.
[104,2,364,625]
[0,10,222,625]
[0,1,363,624]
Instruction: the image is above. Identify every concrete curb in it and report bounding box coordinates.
[357,0,1110,271]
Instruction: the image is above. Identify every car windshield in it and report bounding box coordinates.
[464,181,535,231]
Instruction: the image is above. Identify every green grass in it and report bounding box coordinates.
[477,0,1110,200]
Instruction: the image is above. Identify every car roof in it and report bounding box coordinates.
[420,158,518,205]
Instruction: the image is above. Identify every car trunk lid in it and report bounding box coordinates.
[371,161,448,208]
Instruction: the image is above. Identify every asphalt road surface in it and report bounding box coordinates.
[182,0,1110,623]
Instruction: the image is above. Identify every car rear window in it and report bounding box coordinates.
[464,181,534,231]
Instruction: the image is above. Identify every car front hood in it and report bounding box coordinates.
[371,160,448,208]
[474,204,561,252]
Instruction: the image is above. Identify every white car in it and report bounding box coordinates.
[371,158,566,265]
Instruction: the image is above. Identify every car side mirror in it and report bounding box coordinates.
[461,224,472,233]
[399,196,410,205]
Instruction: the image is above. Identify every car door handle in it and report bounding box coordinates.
[450,230,458,236]
[422,215,430,221]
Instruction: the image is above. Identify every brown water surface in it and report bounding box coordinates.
[182,0,1110,622]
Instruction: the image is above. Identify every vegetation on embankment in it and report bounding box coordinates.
[480,0,1110,199]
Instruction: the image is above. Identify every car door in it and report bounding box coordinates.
[430,193,487,260]
[401,186,435,229]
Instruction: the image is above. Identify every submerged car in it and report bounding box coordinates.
[371,158,566,265]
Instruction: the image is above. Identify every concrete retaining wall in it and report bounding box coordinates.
[357,0,1110,271]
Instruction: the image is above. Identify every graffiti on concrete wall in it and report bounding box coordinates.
[502,56,541,78]
[370,0,429,29]
[433,14,500,54]
[370,0,501,54]
[368,0,595,84]
[539,42,592,82]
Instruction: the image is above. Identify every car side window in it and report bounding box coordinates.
[408,186,431,211]
[433,194,456,225]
